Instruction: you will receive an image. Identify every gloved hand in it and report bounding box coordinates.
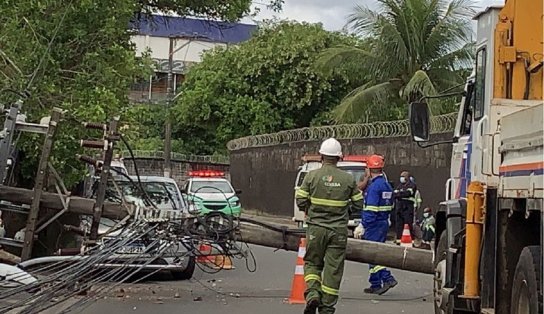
[354,224,365,239]
[388,218,392,227]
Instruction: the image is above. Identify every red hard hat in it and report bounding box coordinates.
[367,154,384,169]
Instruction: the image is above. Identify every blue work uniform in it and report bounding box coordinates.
[362,174,396,289]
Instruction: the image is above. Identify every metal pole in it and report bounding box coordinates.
[89,117,119,240]
[164,37,174,178]
[21,108,62,261]
[0,101,22,184]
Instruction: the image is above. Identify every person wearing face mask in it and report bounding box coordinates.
[393,171,418,244]
[418,207,435,250]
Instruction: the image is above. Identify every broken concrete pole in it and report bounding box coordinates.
[237,223,434,274]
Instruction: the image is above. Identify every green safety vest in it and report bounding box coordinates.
[295,164,364,230]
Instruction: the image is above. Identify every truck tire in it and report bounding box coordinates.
[510,246,542,314]
[171,256,196,280]
[434,231,448,314]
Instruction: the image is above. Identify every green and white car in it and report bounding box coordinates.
[182,172,242,217]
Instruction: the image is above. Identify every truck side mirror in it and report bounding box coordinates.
[409,101,430,142]
[235,189,242,195]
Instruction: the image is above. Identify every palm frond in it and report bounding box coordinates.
[347,5,380,36]
[427,41,474,70]
[402,70,439,111]
[313,46,375,80]
[401,70,446,113]
[332,82,397,123]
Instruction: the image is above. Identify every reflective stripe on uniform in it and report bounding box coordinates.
[321,285,339,296]
[350,193,363,202]
[369,265,386,274]
[364,205,392,212]
[310,197,348,207]
[296,189,309,198]
[304,274,321,282]
[425,225,436,232]
[402,188,416,202]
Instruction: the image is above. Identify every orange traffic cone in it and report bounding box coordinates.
[197,243,215,264]
[288,237,307,304]
[400,224,413,247]
[213,254,235,270]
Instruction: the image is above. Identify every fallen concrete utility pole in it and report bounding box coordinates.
[0,186,129,220]
[0,249,20,265]
[0,185,433,274]
[237,223,434,275]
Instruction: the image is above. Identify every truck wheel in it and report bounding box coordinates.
[434,231,448,314]
[510,246,542,314]
[171,256,196,280]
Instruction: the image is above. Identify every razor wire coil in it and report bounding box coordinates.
[227,112,457,151]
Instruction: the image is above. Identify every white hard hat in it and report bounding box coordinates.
[319,138,343,157]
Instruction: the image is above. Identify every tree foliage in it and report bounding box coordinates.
[315,0,475,123]
[173,21,357,154]
[0,0,271,187]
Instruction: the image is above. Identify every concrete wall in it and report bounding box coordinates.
[123,158,230,186]
[229,133,453,217]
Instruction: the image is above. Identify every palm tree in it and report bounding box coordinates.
[315,0,475,123]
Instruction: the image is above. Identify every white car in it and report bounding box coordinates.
[82,176,195,280]
[182,171,242,216]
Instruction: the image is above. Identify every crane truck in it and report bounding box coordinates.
[409,1,543,314]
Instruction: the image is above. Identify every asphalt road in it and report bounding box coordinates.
[69,245,435,314]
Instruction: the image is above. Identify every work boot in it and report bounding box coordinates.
[377,278,398,295]
[304,298,319,314]
[363,286,382,294]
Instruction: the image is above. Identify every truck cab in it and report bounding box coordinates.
[409,2,543,313]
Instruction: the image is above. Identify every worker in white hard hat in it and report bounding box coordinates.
[296,138,364,314]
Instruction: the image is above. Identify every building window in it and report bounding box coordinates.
[473,47,486,120]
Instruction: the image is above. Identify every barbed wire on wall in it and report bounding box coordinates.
[119,150,230,164]
[226,112,458,151]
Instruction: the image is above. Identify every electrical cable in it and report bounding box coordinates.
[119,134,158,209]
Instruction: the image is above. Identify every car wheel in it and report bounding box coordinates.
[171,256,196,280]
[510,246,542,314]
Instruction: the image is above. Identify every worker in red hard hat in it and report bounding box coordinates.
[354,154,398,295]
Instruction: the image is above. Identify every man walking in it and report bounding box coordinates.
[394,171,418,243]
[354,155,398,294]
[296,138,364,314]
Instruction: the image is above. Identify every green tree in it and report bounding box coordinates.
[315,0,475,123]
[173,21,357,154]
[0,0,278,187]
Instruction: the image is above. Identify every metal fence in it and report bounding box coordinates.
[120,150,230,164]
[227,112,457,151]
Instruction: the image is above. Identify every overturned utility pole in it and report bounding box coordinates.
[237,223,434,275]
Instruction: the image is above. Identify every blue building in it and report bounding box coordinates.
[129,15,257,102]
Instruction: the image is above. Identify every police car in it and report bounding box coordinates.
[182,170,242,216]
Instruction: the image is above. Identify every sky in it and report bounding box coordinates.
[242,0,506,30]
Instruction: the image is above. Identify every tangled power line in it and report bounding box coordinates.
[0,204,259,313]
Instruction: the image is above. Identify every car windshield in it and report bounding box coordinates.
[340,167,365,182]
[190,180,233,194]
[106,180,184,210]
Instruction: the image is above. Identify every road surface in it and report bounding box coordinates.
[75,245,435,314]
